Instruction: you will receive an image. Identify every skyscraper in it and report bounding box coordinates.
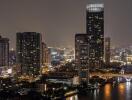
[104,37,111,64]
[0,35,9,67]
[9,48,16,66]
[42,42,51,66]
[86,4,104,68]
[16,32,42,77]
[42,42,46,66]
[75,34,89,83]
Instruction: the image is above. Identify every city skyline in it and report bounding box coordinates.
[0,0,132,48]
[0,1,132,100]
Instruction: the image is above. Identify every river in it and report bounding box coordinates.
[66,82,132,100]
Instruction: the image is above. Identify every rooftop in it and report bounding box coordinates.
[86,4,104,12]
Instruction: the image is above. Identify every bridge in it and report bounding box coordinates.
[91,73,132,82]
[91,73,132,78]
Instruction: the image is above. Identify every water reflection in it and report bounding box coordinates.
[118,83,125,94]
[104,84,111,100]
[66,95,78,100]
[67,83,132,100]
[118,83,125,100]
[126,82,131,100]
[93,89,99,100]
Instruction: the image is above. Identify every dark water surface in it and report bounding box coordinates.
[66,82,132,100]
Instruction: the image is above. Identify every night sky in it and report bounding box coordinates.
[0,0,132,49]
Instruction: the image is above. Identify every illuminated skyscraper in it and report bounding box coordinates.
[104,37,111,64]
[9,49,16,66]
[42,42,51,66]
[0,36,9,67]
[16,32,42,77]
[86,4,104,68]
[75,34,89,83]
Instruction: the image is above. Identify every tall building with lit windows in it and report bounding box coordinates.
[16,32,42,77]
[42,42,51,66]
[0,35,9,67]
[75,34,89,83]
[104,37,111,64]
[9,49,16,66]
[86,4,104,68]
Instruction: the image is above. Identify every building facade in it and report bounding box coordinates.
[0,35,9,67]
[75,34,89,83]
[42,42,51,66]
[9,49,16,66]
[104,37,111,64]
[16,32,42,77]
[86,4,104,68]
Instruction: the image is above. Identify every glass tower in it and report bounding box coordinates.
[16,32,42,77]
[86,4,104,68]
[0,36,9,67]
[105,37,111,64]
[75,34,89,82]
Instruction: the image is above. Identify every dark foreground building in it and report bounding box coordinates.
[75,34,89,83]
[104,37,111,64]
[0,35,9,67]
[16,32,42,77]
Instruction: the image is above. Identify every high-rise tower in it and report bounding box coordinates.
[86,4,104,68]
[104,37,111,64]
[0,35,9,67]
[75,34,89,83]
[16,32,42,77]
